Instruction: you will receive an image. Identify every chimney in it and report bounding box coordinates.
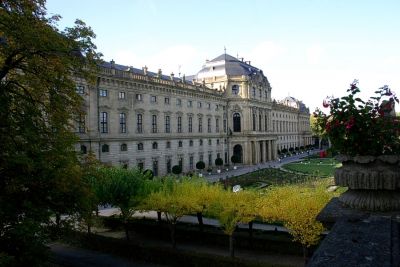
[110,59,115,68]
[182,74,186,83]
[157,69,162,78]
[170,72,174,81]
[143,66,148,75]
[241,58,244,62]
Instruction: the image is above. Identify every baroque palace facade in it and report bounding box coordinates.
[75,54,312,176]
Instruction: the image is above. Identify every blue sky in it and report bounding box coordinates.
[46,0,400,111]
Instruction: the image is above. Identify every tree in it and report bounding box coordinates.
[231,155,240,166]
[142,177,199,249]
[171,165,182,175]
[212,190,258,258]
[96,167,153,240]
[0,1,100,265]
[215,157,223,169]
[196,161,205,172]
[310,114,325,149]
[258,182,333,263]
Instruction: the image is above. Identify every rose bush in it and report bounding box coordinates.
[314,80,400,156]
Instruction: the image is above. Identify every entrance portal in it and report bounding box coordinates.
[233,144,243,163]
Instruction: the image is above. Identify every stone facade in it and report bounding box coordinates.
[75,54,312,175]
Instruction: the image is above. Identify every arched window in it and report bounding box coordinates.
[189,140,193,146]
[120,143,127,151]
[101,144,109,153]
[80,145,87,154]
[233,113,241,132]
[178,141,183,147]
[152,142,158,149]
[137,143,144,151]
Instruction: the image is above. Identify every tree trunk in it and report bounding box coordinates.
[55,213,61,229]
[124,221,130,241]
[248,221,253,248]
[303,245,310,266]
[169,223,177,249]
[229,234,235,258]
[197,212,203,232]
[157,211,162,223]
[87,223,91,235]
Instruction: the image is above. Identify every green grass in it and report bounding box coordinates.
[282,158,341,177]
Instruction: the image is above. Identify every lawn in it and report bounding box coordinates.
[282,158,341,177]
[224,167,322,189]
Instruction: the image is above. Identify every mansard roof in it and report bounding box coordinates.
[196,53,263,78]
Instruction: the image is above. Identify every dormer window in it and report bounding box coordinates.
[231,85,239,95]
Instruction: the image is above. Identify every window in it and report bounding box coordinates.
[137,143,144,150]
[177,116,182,133]
[152,142,158,149]
[165,116,170,133]
[151,95,157,103]
[100,112,108,133]
[166,158,172,173]
[101,144,109,153]
[178,141,183,148]
[259,114,262,131]
[199,139,203,146]
[208,154,212,166]
[187,100,192,108]
[152,115,157,133]
[80,145,87,154]
[189,156,194,170]
[207,103,211,109]
[252,87,256,98]
[76,85,84,94]
[208,139,212,146]
[137,114,143,133]
[120,143,127,151]
[99,89,108,97]
[178,157,183,169]
[118,91,126,99]
[188,117,193,133]
[152,160,158,177]
[223,119,227,133]
[199,154,204,162]
[189,140,193,146]
[166,141,171,148]
[215,118,219,132]
[253,113,256,131]
[197,102,202,108]
[136,94,142,101]
[137,161,144,170]
[77,115,85,133]
[232,85,239,95]
[259,89,262,98]
[217,139,220,145]
[233,113,241,132]
[198,118,202,133]
[207,118,211,133]
[120,113,126,133]
[176,98,182,106]
[164,97,170,105]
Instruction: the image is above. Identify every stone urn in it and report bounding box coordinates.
[335,155,400,211]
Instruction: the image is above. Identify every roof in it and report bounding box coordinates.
[100,61,194,85]
[196,53,263,78]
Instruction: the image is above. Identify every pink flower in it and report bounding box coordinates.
[322,99,330,108]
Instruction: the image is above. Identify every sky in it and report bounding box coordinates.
[46,0,400,111]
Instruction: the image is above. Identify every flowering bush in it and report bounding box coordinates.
[314,80,400,156]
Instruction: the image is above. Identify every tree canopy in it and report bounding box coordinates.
[0,0,100,265]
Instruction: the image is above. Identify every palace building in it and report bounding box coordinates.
[75,53,313,176]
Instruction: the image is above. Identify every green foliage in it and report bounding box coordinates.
[314,81,400,156]
[172,165,182,175]
[215,157,223,166]
[196,161,205,170]
[230,155,239,164]
[0,0,100,264]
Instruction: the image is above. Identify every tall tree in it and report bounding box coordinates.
[0,0,100,265]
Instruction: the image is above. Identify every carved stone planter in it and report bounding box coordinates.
[335,155,400,211]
